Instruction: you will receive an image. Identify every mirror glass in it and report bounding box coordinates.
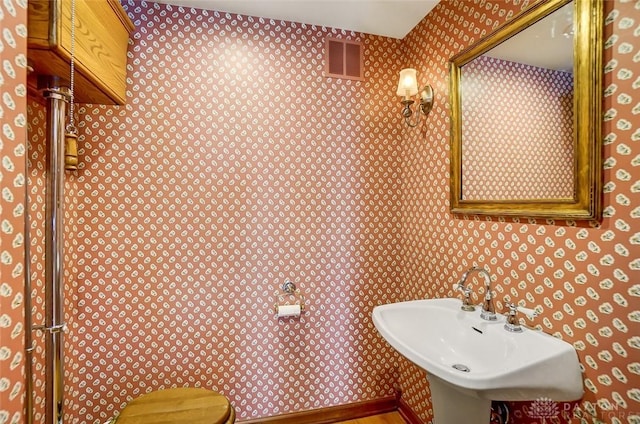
[461,4,573,201]
[449,0,603,220]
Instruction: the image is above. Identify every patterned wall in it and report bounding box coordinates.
[461,55,574,200]
[0,0,27,423]
[10,1,640,424]
[26,2,406,422]
[399,0,639,423]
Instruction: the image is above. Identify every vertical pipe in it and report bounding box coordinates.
[24,137,33,424]
[39,76,69,424]
[24,64,35,424]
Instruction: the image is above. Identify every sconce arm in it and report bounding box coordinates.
[399,85,434,128]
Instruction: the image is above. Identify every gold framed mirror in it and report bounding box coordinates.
[449,0,603,220]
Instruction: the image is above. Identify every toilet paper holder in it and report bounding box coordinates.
[274,280,305,317]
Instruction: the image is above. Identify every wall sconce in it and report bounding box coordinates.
[396,68,434,128]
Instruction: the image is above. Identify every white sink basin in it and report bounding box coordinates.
[373,298,583,423]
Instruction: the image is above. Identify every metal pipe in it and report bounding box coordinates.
[24,128,34,424]
[39,75,70,424]
[24,63,36,424]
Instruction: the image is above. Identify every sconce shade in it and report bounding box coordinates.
[396,68,419,97]
[395,67,434,128]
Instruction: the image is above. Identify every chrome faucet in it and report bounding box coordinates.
[454,266,496,320]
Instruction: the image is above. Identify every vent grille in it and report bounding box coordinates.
[324,37,363,81]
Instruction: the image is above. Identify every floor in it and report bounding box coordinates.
[336,412,407,424]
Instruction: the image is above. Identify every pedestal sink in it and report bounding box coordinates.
[372,298,583,424]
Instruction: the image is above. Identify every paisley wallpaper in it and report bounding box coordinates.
[0,0,27,423]
[26,2,406,422]
[2,1,638,424]
[398,0,639,423]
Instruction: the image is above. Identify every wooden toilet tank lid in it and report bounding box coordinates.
[115,387,234,424]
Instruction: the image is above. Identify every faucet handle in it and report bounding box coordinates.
[454,283,475,312]
[505,302,538,317]
[515,305,538,319]
[453,283,469,295]
[504,303,538,332]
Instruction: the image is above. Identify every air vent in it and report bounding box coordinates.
[324,37,363,81]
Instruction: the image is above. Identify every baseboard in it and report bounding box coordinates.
[238,395,398,424]
[397,397,424,424]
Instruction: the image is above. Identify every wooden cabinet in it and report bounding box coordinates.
[28,0,134,105]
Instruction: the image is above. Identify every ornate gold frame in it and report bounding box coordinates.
[449,0,603,220]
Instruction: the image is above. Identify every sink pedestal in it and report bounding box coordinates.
[427,375,491,424]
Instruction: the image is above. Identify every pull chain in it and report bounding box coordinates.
[65,0,79,171]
